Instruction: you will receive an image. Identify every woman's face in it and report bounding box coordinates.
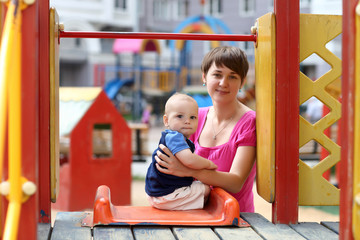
[203,63,242,104]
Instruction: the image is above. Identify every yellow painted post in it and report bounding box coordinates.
[353,3,360,239]
[0,4,3,46]
[0,2,7,237]
[254,12,276,203]
[298,14,342,205]
[1,1,23,239]
[0,3,10,189]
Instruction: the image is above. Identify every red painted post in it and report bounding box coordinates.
[272,0,299,224]
[38,0,51,224]
[18,2,38,239]
[340,1,356,239]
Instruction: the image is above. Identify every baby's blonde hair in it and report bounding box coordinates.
[164,93,198,115]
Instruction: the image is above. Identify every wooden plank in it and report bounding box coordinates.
[321,221,339,234]
[173,227,219,240]
[51,212,92,240]
[93,226,134,240]
[241,213,305,240]
[214,227,262,240]
[133,226,176,240]
[255,12,276,203]
[37,223,51,240]
[290,222,338,240]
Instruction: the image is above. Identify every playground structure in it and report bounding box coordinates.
[0,1,359,240]
[98,13,255,120]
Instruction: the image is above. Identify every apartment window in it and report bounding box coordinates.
[208,0,223,16]
[175,0,189,20]
[268,0,274,12]
[238,40,254,61]
[115,0,127,10]
[138,0,145,17]
[153,0,171,20]
[300,0,311,7]
[239,0,255,16]
[75,38,82,48]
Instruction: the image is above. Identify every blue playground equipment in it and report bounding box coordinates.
[104,77,134,100]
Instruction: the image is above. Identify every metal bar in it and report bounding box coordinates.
[60,31,257,42]
[272,0,299,224]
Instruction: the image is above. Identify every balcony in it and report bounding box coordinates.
[50,0,136,29]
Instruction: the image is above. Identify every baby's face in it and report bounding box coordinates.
[164,100,198,138]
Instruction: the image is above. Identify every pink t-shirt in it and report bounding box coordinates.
[189,107,256,212]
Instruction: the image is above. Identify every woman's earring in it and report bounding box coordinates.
[203,82,206,86]
[239,88,242,92]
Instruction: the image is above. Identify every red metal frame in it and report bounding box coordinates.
[60,31,257,42]
[272,0,299,224]
[340,1,356,239]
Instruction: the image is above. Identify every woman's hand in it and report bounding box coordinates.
[155,144,194,177]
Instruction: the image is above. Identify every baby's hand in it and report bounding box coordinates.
[207,161,217,170]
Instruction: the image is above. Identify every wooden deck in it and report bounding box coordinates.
[39,212,339,239]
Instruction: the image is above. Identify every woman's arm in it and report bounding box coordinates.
[156,144,256,193]
[193,146,256,193]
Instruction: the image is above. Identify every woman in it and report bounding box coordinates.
[155,46,256,212]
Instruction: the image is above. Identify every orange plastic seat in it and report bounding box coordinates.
[82,185,249,227]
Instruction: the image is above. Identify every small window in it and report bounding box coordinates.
[239,0,255,17]
[138,0,145,17]
[208,0,223,16]
[300,0,311,8]
[92,124,112,158]
[153,0,171,20]
[268,0,274,12]
[115,0,127,10]
[175,0,189,20]
[75,38,81,48]
[238,41,255,63]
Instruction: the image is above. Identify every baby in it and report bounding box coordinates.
[145,93,217,210]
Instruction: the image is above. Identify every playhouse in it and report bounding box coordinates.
[54,87,131,210]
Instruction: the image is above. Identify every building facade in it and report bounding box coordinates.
[51,0,280,87]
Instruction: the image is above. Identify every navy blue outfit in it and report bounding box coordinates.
[145,129,195,197]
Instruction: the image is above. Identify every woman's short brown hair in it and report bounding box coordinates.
[201,46,249,84]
